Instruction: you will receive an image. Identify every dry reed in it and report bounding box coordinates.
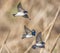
[0,30,11,53]
[50,34,60,53]
[40,7,60,53]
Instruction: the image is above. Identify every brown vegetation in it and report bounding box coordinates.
[0,0,60,53]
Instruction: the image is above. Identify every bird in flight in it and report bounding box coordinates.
[22,25,36,39]
[32,32,45,49]
[13,3,31,20]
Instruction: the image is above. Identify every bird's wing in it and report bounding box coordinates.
[17,3,24,12]
[24,25,31,34]
[36,32,42,43]
[23,14,29,18]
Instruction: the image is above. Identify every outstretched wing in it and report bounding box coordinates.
[17,3,24,12]
[24,25,31,34]
[36,32,42,43]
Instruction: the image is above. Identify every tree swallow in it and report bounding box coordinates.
[22,25,36,39]
[32,32,45,49]
[13,3,31,20]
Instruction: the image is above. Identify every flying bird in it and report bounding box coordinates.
[13,3,31,20]
[22,25,36,39]
[32,32,45,49]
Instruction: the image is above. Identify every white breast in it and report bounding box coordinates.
[26,34,33,38]
[36,43,43,46]
[15,12,25,16]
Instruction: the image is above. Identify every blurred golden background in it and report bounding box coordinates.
[0,0,60,53]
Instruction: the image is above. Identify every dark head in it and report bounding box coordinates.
[23,11,28,14]
[41,41,45,44]
[31,29,36,36]
[13,14,15,16]
[32,45,36,49]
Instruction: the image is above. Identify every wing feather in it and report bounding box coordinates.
[24,25,31,34]
[36,32,42,43]
[17,3,24,12]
